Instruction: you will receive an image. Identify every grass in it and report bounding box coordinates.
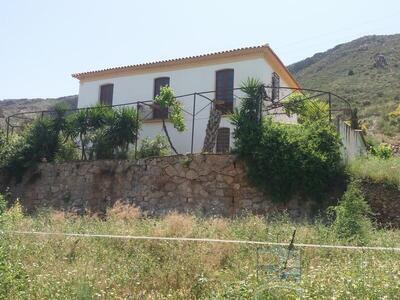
[348,156,400,187]
[1,202,399,299]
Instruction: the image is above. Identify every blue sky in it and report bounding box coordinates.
[1,0,399,99]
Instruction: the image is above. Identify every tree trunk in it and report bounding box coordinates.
[162,119,178,154]
[80,133,86,160]
[202,108,222,153]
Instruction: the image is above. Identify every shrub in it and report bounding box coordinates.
[90,128,115,159]
[348,70,355,76]
[65,105,114,160]
[106,106,141,158]
[249,119,342,200]
[0,130,24,171]
[331,181,372,245]
[66,105,140,160]
[231,80,343,201]
[1,117,62,179]
[135,135,171,159]
[54,140,80,162]
[388,104,400,131]
[282,92,329,124]
[230,78,264,158]
[369,143,393,159]
[1,104,141,178]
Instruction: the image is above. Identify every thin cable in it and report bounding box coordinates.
[4,231,400,252]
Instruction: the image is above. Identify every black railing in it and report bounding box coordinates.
[5,86,353,155]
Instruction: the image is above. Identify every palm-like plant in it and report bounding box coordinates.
[66,109,89,159]
[107,107,141,156]
[230,78,265,157]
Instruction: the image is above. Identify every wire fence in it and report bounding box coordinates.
[4,230,400,252]
[2,229,399,298]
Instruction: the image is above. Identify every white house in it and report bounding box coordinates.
[72,45,300,154]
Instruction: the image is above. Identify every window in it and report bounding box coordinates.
[99,84,114,106]
[216,127,230,153]
[215,69,234,114]
[153,77,170,119]
[271,72,280,101]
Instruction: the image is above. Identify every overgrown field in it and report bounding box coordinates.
[1,203,399,299]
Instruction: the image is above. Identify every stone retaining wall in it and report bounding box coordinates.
[2,154,399,226]
[360,181,400,227]
[2,154,311,217]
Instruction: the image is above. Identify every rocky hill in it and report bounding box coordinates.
[0,95,78,131]
[289,34,400,142]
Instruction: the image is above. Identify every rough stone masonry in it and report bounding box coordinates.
[2,154,399,226]
[3,154,310,217]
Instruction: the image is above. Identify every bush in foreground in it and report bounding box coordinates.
[331,181,372,245]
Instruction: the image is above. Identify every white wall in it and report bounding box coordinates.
[77,58,293,153]
[337,120,367,162]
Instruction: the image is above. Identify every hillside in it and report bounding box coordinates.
[289,34,400,142]
[0,95,78,130]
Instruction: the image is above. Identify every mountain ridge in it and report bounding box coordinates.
[288,34,400,141]
[0,95,78,129]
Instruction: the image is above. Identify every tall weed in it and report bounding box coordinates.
[331,181,372,245]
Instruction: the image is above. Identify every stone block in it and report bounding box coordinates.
[216,174,224,182]
[165,165,177,177]
[233,183,241,190]
[185,170,198,180]
[223,175,234,184]
[215,189,224,196]
[164,182,176,192]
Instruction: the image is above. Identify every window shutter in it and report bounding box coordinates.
[153,77,170,119]
[216,127,230,153]
[215,69,234,113]
[99,84,114,106]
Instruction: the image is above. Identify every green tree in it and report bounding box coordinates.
[154,86,185,154]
